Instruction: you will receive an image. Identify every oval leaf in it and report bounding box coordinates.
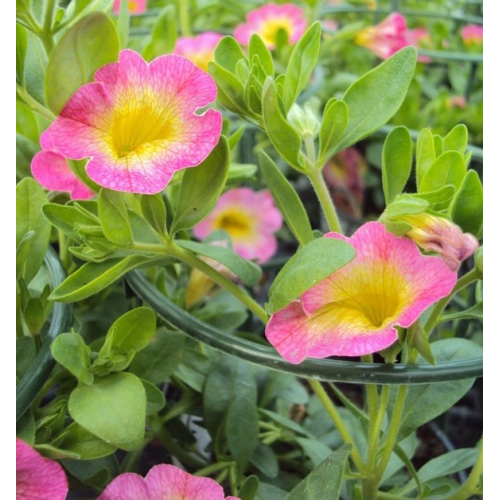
[420,151,467,193]
[449,169,483,236]
[318,99,349,166]
[51,333,93,384]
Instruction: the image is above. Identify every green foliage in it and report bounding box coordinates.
[55,422,116,459]
[419,151,466,192]
[449,170,483,235]
[98,189,133,246]
[140,194,167,236]
[249,35,274,77]
[318,99,349,167]
[142,5,176,61]
[51,333,94,384]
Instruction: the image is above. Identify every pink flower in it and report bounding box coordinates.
[16,438,68,500]
[447,96,467,109]
[234,3,307,49]
[193,188,283,264]
[461,24,483,47]
[405,27,432,62]
[50,49,222,194]
[97,464,240,500]
[31,127,94,200]
[113,0,147,15]
[397,213,479,272]
[174,32,224,72]
[265,222,456,364]
[354,13,408,59]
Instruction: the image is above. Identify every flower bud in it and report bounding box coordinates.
[287,103,321,139]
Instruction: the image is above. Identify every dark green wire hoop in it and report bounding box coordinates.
[16,247,72,422]
[126,271,483,386]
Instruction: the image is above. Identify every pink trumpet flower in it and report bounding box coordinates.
[174,32,224,72]
[50,49,222,194]
[265,222,456,364]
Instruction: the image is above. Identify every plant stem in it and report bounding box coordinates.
[17,87,56,121]
[40,0,56,53]
[169,243,269,324]
[367,385,390,471]
[308,167,342,234]
[178,0,191,36]
[193,461,232,477]
[309,380,365,473]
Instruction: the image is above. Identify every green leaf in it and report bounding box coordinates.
[140,194,167,236]
[443,124,468,155]
[259,151,314,246]
[419,151,467,193]
[332,47,417,155]
[238,475,260,500]
[286,445,351,500]
[283,22,322,112]
[176,240,262,287]
[98,189,133,246]
[141,379,166,415]
[382,126,413,205]
[433,134,444,156]
[16,178,51,283]
[17,409,36,444]
[412,185,456,209]
[209,62,250,117]
[171,137,230,234]
[43,203,98,241]
[256,484,287,500]
[449,170,483,236]
[440,301,483,322]
[214,36,247,74]
[228,125,245,151]
[24,32,48,105]
[16,133,38,179]
[45,12,119,114]
[16,24,28,86]
[51,333,94,384]
[129,329,185,384]
[68,372,146,451]
[226,396,259,475]
[262,78,305,172]
[16,102,41,144]
[56,422,116,459]
[391,339,482,441]
[318,99,349,166]
[49,255,152,302]
[268,237,355,314]
[296,437,335,467]
[142,5,176,61]
[16,336,36,380]
[250,443,279,479]
[407,327,435,365]
[116,0,129,48]
[249,35,274,77]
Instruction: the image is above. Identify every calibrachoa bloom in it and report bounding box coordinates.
[31,127,94,200]
[50,49,222,194]
[265,222,456,364]
[16,438,68,500]
[97,464,240,500]
[355,13,408,59]
[113,0,147,15]
[234,3,307,49]
[461,24,483,47]
[174,32,224,72]
[193,188,282,263]
[396,213,479,272]
[405,27,432,62]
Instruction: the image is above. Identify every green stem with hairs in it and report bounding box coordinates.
[308,167,342,233]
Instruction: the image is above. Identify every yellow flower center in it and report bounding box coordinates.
[215,211,252,238]
[260,19,293,47]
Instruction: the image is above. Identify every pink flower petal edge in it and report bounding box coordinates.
[16,438,68,500]
[266,222,457,364]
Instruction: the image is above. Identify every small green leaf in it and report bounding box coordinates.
[227,396,259,475]
[51,333,94,384]
[259,151,314,246]
[332,47,417,155]
[250,443,279,479]
[381,194,429,221]
[238,475,260,500]
[16,24,28,86]
[439,301,483,322]
[249,35,274,77]
[171,137,230,234]
[24,32,48,105]
[286,445,351,500]
[139,195,167,235]
[142,5,176,61]
[268,237,355,314]
[228,125,245,151]
[407,327,435,365]
[56,422,116,459]
[412,185,456,209]
[141,379,166,415]
[433,134,444,156]
[209,62,250,117]
[98,189,133,246]
[262,78,305,172]
[283,22,322,112]
[175,240,262,287]
[16,133,38,179]
[68,372,146,451]
[449,170,483,236]
[43,203,98,241]
[318,99,349,166]
[443,124,468,155]
[214,36,247,74]
[420,151,467,193]
[382,126,413,205]
[45,12,119,114]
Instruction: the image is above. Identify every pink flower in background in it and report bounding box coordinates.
[396,213,479,272]
[16,438,68,500]
[234,3,307,49]
[405,27,432,62]
[31,127,94,200]
[97,464,240,500]
[113,0,147,15]
[193,188,282,263]
[354,13,408,59]
[174,32,224,72]
[265,222,456,364]
[50,49,222,194]
[447,96,467,109]
[461,24,483,47]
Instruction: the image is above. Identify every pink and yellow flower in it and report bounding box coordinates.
[50,49,222,194]
[193,188,282,264]
[234,3,307,49]
[461,24,483,47]
[265,222,456,364]
[174,32,224,72]
[354,13,408,59]
[97,464,240,500]
[396,213,479,272]
[16,438,68,500]
[31,127,94,200]
[113,0,147,15]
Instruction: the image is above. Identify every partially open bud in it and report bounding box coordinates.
[398,213,479,272]
[287,103,321,139]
